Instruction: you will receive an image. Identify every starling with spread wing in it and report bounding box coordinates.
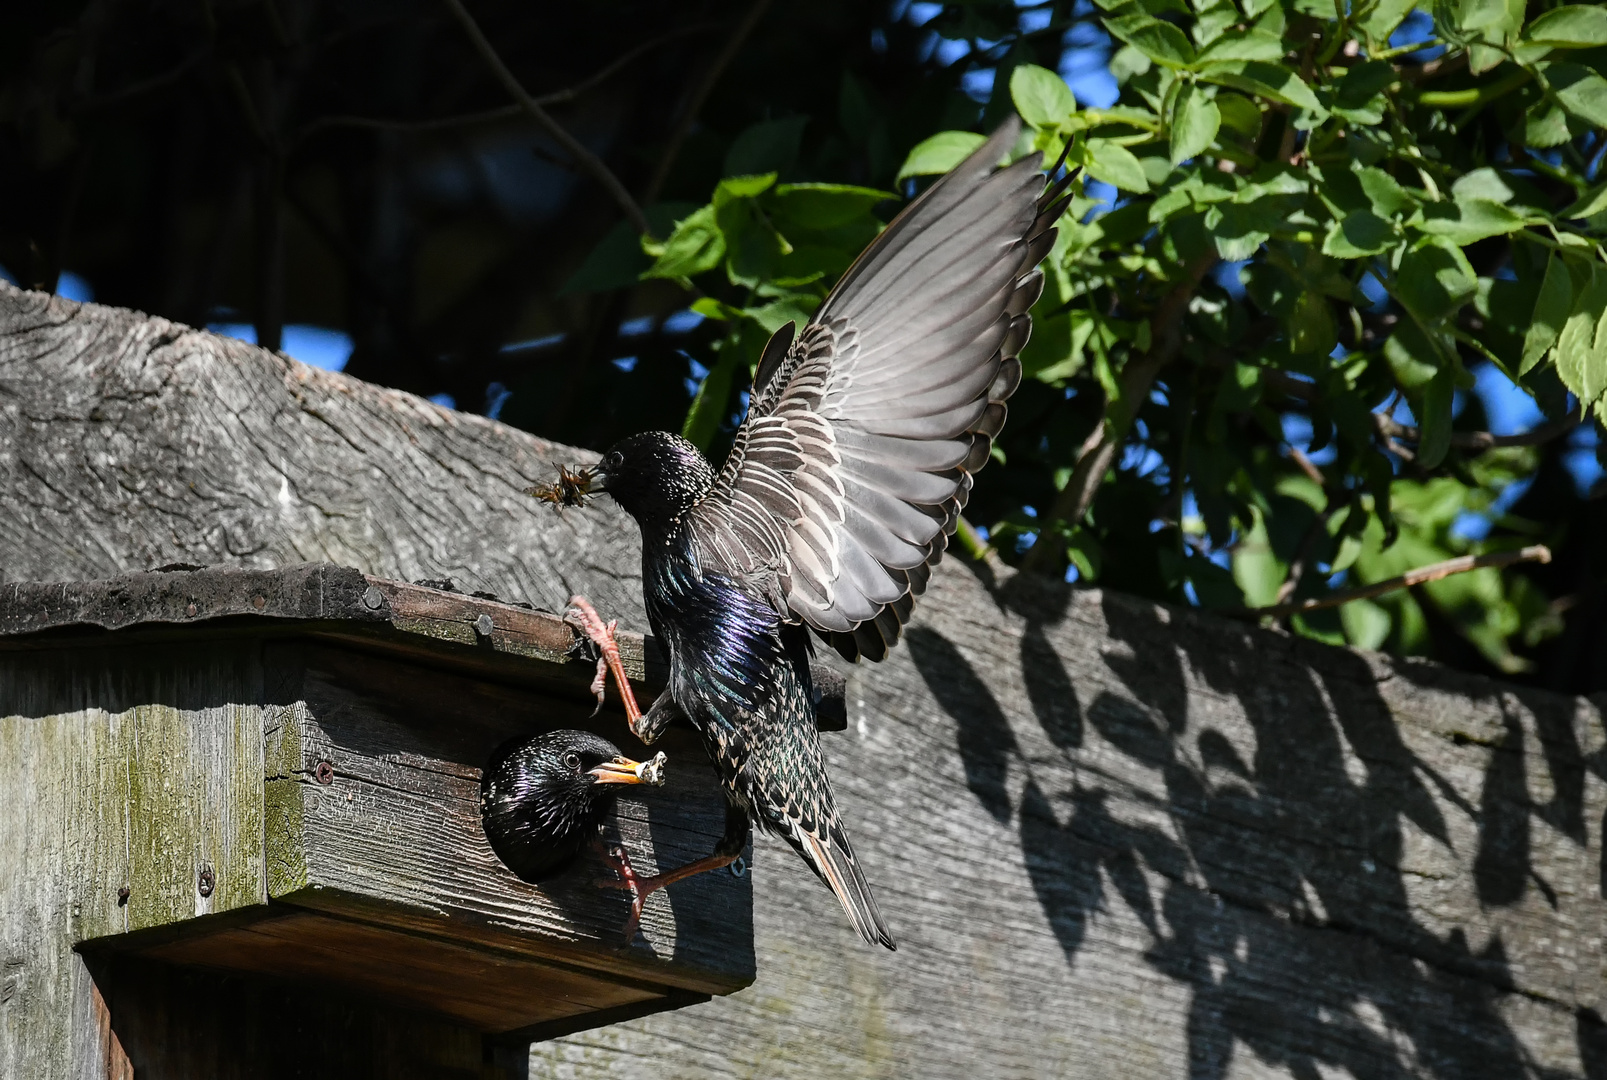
[559,118,1072,947]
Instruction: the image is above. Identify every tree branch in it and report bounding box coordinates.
[1020,253,1218,575]
[298,25,712,143]
[439,0,652,236]
[1372,411,1581,451]
[643,0,772,204]
[1241,545,1551,621]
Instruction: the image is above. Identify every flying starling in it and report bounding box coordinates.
[555,118,1071,948]
[480,728,665,884]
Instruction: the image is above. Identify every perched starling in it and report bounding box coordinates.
[560,118,1072,948]
[480,729,665,884]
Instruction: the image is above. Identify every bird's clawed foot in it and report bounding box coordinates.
[593,843,740,945]
[593,840,652,945]
[565,595,644,727]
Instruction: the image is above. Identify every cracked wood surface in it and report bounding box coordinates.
[4,283,1606,1078]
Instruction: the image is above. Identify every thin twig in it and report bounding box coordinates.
[643,0,772,204]
[439,0,652,235]
[299,25,712,142]
[1372,411,1581,450]
[1242,545,1552,620]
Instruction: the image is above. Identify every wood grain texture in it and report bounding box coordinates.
[5,282,1606,1078]
[0,281,647,629]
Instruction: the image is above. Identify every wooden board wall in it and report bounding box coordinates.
[5,283,1605,1078]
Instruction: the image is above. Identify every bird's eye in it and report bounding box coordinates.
[605,451,624,470]
[564,752,581,772]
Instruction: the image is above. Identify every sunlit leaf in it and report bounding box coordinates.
[641,205,725,280]
[1521,252,1574,374]
[1084,138,1151,192]
[1105,14,1198,68]
[1170,83,1221,163]
[1525,5,1607,47]
[1198,60,1323,112]
[896,131,987,180]
[1554,269,1607,408]
[1011,64,1076,130]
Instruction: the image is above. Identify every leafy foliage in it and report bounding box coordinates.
[609,0,1607,677]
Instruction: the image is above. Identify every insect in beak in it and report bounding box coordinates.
[525,463,597,509]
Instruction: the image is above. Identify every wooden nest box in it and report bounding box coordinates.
[0,564,756,1078]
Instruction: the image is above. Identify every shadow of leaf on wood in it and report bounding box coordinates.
[902,572,1588,1079]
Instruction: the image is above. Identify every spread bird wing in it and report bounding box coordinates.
[686,116,1072,661]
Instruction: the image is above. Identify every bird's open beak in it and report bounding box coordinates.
[588,751,666,786]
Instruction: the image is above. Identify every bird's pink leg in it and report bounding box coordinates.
[593,840,737,944]
[565,595,644,731]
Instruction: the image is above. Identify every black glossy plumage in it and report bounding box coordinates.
[589,119,1070,947]
[479,729,645,884]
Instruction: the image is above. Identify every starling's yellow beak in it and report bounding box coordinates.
[588,751,666,786]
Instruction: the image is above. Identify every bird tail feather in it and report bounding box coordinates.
[802,824,896,950]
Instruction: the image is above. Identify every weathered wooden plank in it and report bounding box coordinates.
[0,643,268,1080]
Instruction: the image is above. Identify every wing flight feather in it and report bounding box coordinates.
[687,116,1073,660]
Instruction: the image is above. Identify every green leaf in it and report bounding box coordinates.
[1562,182,1607,219]
[1198,60,1323,112]
[1021,310,1097,382]
[563,202,696,293]
[1206,202,1269,260]
[1554,269,1607,407]
[1232,507,1286,607]
[1361,0,1416,40]
[641,205,726,280]
[768,183,896,230]
[1356,167,1416,217]
[1549,63,1607,128]
[1524,5,1607,47]
[1459,0,1509,33]
[1450,167,1514,204]
[1011,64,1076,130]
[1322,211,1396,257]
[1215,92,1263,142]
[1396,238,1478,322]
[689,296,739,321]
[713,173,778,204]
[1385,319,1448,389]
[1524,99,1573,147]
[1105,14,1198,68]
[1170,84,1221,163]
[1289,291,1337,355]
[1339,597,1393,649]
[1084,138,1151,192]
[1196,31,1284,62]
[1414,198,1526,243]
[743,295,820,334]
[1417,369,1455,469]
[724,117,807,177]
[897,131,987,180]
[1521,252,1573,374]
